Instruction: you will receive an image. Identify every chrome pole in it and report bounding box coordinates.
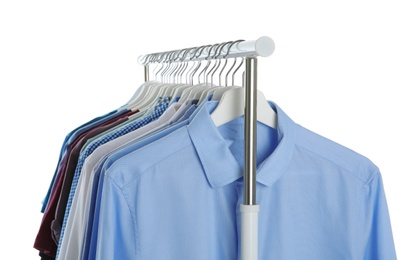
[241,56,259,260]
[244,57,257,206]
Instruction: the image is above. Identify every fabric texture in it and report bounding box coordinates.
[92,101,396,259]
[34,111,135,257]
[82,97,209,260]
[40,109,122,212]
[56,97,171,258]
[36,93,396,260]
[58,102,180,260]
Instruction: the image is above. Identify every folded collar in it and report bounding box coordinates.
[187,101,297,188]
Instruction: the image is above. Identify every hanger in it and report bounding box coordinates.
[189,56,220,100]
[210,57,245,101]
[177,44,218,104]
[210,87,277,129]
[186,44,226,102]
[123,54,146,107]
[169,45,208,104]
[132,51,180,110]
[170,63,197,104]
[119,55,158,111]
[126,53,166,110]
[198,41,244,105]
[160,49,189,96]
[196,42,228,103]
[210,40,277,129]
[163,48,196,100]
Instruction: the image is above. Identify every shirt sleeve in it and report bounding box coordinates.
[364,172,397,259]
[96,175,136,260]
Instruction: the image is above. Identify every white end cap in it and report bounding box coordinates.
[255,36,275,57]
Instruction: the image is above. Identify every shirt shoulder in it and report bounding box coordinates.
[104,126,192,187]
[294,124,379,184]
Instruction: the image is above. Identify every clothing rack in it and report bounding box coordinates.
[137,36,275,260]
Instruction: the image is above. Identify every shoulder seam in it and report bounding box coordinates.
[109,143,192,188]
[295,142,376,185]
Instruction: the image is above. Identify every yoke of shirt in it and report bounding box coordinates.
[55,96,171,258]
[79,97,178,156]
[80,97,170,154]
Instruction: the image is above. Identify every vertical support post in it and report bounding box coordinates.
[241,57,259,260]
[144,64,150,82]
[244,57,257,206]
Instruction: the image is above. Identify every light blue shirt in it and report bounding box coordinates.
[94,101,396,259]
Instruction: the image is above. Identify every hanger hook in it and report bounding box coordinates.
[224,58,236,86]
[169,50,181,83]
[161,51,175,83]
[172,49,188,83]
[153,53,166,81]
[207,44,219,60]
[169,50,183,83]
[187,45,207,85]
[214,41,233,86]
[198,44,219,84]
[220,40,245,86]
[206,41,232,86]
[147,54,157,80]
[224,39,245,59]
[139,54,150,65]
[205,43,226,85]
[232,57,244,86]
[178,48,194,82]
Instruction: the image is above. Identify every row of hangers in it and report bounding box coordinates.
[122,39,277,129]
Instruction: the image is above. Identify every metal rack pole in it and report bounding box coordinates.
[240,57,259,260]
[244,57,257,206]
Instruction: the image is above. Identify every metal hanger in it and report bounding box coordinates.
[177,44,215,104]
[126,54,165,111]
[196,41,233,105]
[184,44,220,102]
[210,40,245,102]
[133,51,177,110]
[168,47,201,104]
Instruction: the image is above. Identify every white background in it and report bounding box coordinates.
[1,0,414,259]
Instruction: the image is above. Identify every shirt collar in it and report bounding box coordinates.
[187,101,297,188]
